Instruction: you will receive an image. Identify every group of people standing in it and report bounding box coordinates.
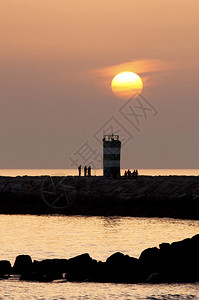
[124,169,138,179]
[78,165,91,177]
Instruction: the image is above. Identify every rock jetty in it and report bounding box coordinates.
[0,175,199,219]
[1,234,199,283]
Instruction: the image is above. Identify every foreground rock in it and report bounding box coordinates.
[65,253,98,282]
[3,234,199,283]
[13,255,32,274]
[1,175,199,219]
[14,257,67,282]
[0,260,11,278]
[142,234,199,283]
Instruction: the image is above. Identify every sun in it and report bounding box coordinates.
[111,71,143,99]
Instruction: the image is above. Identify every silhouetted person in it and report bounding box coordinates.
[135,169,138,179]
[132,169,136,179]
[84,165,87,177]
[124,171,127,180]
[78,165,81,177]
[127,169,131,179]
[88,166,91,177]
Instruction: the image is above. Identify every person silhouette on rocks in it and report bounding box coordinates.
[78,165,81,177]
[84,166,87,177]
[88,166,91,177]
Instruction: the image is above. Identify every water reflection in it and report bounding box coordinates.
[101,216,123,228]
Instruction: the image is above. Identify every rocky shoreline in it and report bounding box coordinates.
[1,234,199,284]
[0,175,199,219]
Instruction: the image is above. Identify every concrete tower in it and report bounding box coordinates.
[102,134,121,179]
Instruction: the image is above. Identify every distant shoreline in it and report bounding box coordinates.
[0,175,199,219]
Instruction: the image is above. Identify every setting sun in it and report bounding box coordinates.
[111,72,143,99]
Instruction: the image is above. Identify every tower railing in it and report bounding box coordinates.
[103,134,119,141]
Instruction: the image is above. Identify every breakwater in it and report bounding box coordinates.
[0,175,199,219]
[1,234,199,283]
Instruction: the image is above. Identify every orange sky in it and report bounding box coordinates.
[0,0,199,169]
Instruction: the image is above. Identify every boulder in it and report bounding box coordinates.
[19,258,67,282]
[0,260,11,278]
[105,252,144,283]
[32,258,68,274]
[65,253,97,281]
[89,261,108,282]
[20,271,62,282]
[13,255,32,274]
[141,235,199,283]
[168,236,199,282]
[139,247,160,273]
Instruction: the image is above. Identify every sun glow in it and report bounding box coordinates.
[111,71,143,99]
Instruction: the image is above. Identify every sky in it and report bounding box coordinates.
[0,0,199,169]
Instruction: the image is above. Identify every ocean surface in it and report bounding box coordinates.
[0,169,199,177]
[0,215,199,299]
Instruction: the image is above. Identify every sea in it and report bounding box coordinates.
[0,169,199,177]
[0,169,199,300]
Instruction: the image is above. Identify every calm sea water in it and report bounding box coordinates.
[0,215,199,299]
[0,169,199,176]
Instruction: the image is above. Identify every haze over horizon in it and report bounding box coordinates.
[1,0,199,169]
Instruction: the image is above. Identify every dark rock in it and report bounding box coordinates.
[20,258,67,282]
[146,272,167,283]
[65,253,97,282]
[141,235,199,283]
[89,261,108,282]
[191,233,199,244]
[32,258,68,274]
[13,255,32,274]
[105,252,144,283]
[5,233,199,284]
[170,238,191,255]
[167,236,199,282]
[159,242,170,251]
[139,247,160,273]
[20,271,62,282]
[0,260,11,278]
